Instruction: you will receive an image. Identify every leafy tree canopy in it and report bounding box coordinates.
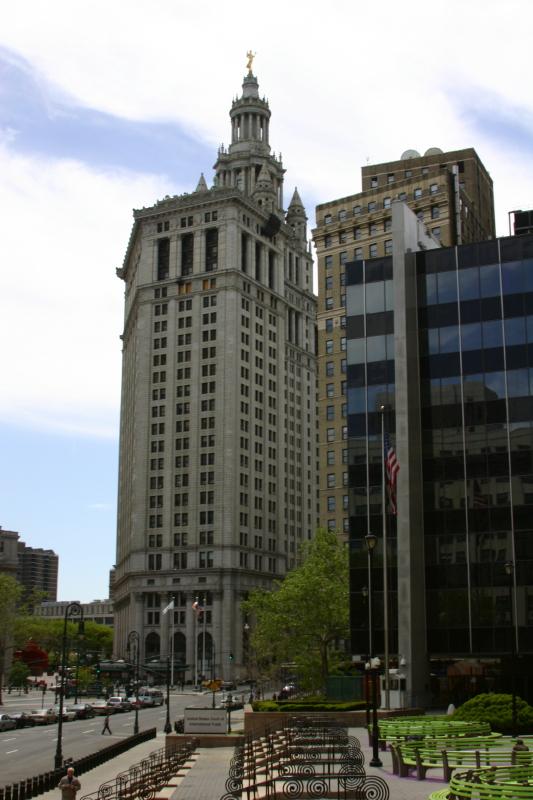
[9,660,30,688]
[13,616,113,667]
[0,574,24,703]
[242,529,349,693]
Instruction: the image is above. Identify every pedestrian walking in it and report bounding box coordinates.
[101,710,112,735]
[58,767,81,800]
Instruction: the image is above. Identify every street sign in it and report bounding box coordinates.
[205,679,222,692]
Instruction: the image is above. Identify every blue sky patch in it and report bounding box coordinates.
[0,46,214,185]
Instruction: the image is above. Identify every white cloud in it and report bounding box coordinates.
[0,142,181,436]
[2,0,531,235]
[1,0,533,437]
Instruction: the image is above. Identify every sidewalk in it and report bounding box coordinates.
[35,724,447,800]
[39,732,168,800]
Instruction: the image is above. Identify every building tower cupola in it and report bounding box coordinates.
[214,55,285,212]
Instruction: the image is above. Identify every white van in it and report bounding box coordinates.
[139,688,164,706]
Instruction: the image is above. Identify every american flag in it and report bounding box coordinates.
[384,431,400,515]
[473,479,489,508]
[192,598,204,617]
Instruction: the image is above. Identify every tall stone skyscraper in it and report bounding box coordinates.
[113,65,317,682]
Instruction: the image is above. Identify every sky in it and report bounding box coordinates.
[1,0,532,602]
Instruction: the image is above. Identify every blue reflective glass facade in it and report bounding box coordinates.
[347,234,533,700]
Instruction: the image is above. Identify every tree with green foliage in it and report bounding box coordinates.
[13,616,113,670]
[242,529,349,693]
[9,660,30,692]
[0,574,23,704]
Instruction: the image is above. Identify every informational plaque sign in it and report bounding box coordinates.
[184,707,227,734]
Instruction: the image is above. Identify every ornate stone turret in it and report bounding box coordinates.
[286,187,307,243]
[195,173,208,193]
[214,66,285,213]
[252,164,277,213]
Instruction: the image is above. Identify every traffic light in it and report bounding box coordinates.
[229,653,234,662]
[95,661,101,678]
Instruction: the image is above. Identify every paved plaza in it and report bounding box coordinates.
[31,722,445,800]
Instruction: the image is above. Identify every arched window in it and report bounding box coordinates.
[197,632,214,680]
[145,632,160,659]
[172,632,186,666]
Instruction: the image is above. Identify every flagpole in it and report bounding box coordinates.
[194,596,198,688]
[202,595,207,682]
[380,405,390,710]
[170,602,175,688]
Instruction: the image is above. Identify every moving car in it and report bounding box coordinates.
[28,708,57,725]
[90,701,114,716]
[7,712,35,728]
[54,705,76,721]
[137,688,164,706]
[66,704,95,720]
[136,694,155,708]
[0,714,17,732]
[107,697,132,712]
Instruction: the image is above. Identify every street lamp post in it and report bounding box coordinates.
[505,560,517,738]
[211,640,216,681]
[365,533,382,768]
[243,622,250,681]
[74,645,81,705]
[164,654,172,734]
[227,693,233,733]
[127,631,140,735]
[54,602,84,769]
[361,585,370,728]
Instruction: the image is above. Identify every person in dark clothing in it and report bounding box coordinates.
[101,710,112,735]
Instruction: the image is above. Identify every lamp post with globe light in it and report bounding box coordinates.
[54,603,84,769]
[127,631,140,735]
[505,561,517,738]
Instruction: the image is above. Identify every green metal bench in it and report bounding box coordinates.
[428,765,533,800]
[394,742,531,781]
[374,718,492,750]
[390,735,502,775]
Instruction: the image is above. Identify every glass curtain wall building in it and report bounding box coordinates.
[347,202,533,705]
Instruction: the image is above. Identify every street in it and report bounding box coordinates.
[0,690,237,786]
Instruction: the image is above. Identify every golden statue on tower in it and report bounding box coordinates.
[246,50,256,72]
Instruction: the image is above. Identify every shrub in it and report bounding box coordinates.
[452,693,533,733]
[252,699,366,713]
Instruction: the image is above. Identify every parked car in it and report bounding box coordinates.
[66,704,95,720]
[221,681,237,691]
[7,712,35,728]
[107,697,132,712]
[0,714,17,732]
[220,696,243,710]
[54,705,76,721]
[28,708,57,725]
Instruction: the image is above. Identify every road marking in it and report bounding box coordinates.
[82,729,95,733]
[4,738,17,742]
[6,750,18,754]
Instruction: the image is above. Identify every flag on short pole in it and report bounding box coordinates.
[384,431,400,515]
[162,599,175,615]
